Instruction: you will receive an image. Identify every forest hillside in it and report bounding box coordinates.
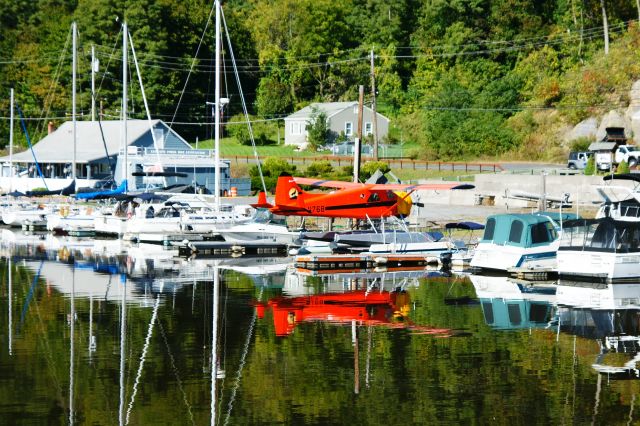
[1,0,639,162]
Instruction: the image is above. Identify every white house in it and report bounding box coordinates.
[283,102,390,147]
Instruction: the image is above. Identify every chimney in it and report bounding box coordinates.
[48,121,55,134]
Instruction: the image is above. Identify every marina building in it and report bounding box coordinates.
[0,119,249,194]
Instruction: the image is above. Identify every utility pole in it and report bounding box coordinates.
[91,44,97,121]
[370,48,379,160]
[600,0,609,55]
[354,85,364,183]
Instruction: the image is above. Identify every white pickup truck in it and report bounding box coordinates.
[596,145,640,170]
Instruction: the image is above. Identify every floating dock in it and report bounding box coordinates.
[178,241,289,258]
[294,253,442,271]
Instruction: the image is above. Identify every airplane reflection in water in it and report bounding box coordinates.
[257,269,457,337]
[470,273,640,380]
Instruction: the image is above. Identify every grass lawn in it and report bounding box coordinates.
[196,138,310,157]
[193,138,421,159]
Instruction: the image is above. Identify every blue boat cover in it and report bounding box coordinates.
[445,221,485,230]
[75,180,127,200]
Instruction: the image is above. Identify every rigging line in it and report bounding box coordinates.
[15,104,48,190]
[157,318,196,426]
[222,7,267,194]
[128,30,163,170]
[223,286,263,426]
[36,27,72,138]
[125,294,161,425]
[97,26,123,94]
[169,0,215,129]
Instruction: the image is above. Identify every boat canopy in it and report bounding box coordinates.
[559,217,640,253]
[445,221,484,230]
[480,213,560,248]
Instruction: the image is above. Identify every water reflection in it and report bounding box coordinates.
[557,281,640,380]
[3,232,640,423]
[469,274,557,330]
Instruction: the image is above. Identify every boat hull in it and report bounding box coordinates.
[557,249,640,283]
[470,242,558,272]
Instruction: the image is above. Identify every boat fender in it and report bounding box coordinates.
[374,257,388,264]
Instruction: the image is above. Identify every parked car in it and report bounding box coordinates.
[567,151,592,169]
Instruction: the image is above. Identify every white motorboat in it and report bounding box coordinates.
[218,210,300,245]
[470,212,577,272]
[557,174,640,283]
[46,204,98,233]
[2,203,55,227]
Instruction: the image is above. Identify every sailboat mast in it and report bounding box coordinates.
[214,0,221,210]
[72,22,77,181]
[9,88,14,192]
[122,22,128,184]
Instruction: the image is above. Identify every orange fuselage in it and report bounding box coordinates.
[270,176,412,219]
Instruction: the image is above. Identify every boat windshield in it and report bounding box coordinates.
[559,218,640,252]
[253,208,287,225]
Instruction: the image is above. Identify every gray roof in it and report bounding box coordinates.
[589,141,617,151]
[1,119,181,164]
[285,102,357,120]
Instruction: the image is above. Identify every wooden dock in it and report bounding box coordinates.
[178,241,289,258]
[294,253,441,271]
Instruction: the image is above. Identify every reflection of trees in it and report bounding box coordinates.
[2,261,640,424]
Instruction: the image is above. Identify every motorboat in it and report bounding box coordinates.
[2,203,55,227]
[218,209,301,245]
[470,212,578,272]
[557,174,640,283]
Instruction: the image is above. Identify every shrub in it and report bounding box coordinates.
[249,157,296,192]
[569,137,593,153]
[584,156,596,175]
[617,160,630,174]
[305,161,334,178]
[360,161,390,181]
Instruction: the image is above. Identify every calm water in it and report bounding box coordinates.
[0,236,639,424]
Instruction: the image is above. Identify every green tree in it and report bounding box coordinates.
[305,107,329,151]
[584,156,596,175]
[617,159,630,174]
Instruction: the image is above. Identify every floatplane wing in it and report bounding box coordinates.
[251,175,474,219]
[291,177,473,192]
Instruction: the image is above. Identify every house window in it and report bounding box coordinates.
[291,122,302,135]
[365,122,372,136]
[345,122,353,136]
